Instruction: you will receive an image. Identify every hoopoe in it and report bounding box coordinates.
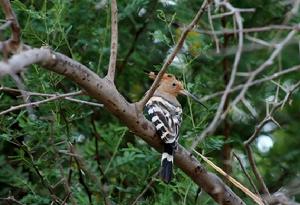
[145,72,206,183]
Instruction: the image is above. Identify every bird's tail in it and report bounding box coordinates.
[160,143,175,183]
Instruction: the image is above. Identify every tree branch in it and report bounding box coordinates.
[244,81,300,197]
[0,90,82,116]
[106,0,118,81]
[0,47,246,205]
[196,24,300,36]
[0,0,21,54]
[191,1,245,149]
[200,65,300,102]
[137,0,209,111]
[225,29,297,117]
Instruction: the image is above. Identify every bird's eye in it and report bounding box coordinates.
[172,83,176,86]
[167,74,172,78]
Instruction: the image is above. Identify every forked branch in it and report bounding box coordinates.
[137,0,209,110]
[0,0,21,54]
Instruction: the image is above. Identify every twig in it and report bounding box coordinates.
[0,196,25,205]
[196,24,300,35]
[69,143,93,204]
[137,0,209,110]
[233,152,259,195]
[207,37,299,57]
[18,142,61,204]
[73,150,93,204]
[106,0,118,81]
[0,86,104,107]
[244,81,300,196]
[245,145,270,197]
[118,1,158,71]
[131,171,159,205]
[9,73,35,118]
[207,5,220,53]
[0,91,82,116]
[193,149,264,205]
[104,129,126,174]
[50,123,77,205]
[191,1,244,149]
[63,97,103,107]
[212,8,255,19]
[92,120,112,205]
[69,143,113,205]
[225,29,297,117]
[246,35,273,48]
[200,65,300,102]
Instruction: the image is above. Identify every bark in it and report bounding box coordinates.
[20,48,246,205]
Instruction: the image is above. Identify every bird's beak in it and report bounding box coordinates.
[180,89,208,110]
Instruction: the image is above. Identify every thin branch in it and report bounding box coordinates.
[212,8,255,19]
[69,143,113,205]
[246,35,274,48]
[244,81,300,196]
[9,73,35,118]
[106,0,118,81]
[65,97,103,107]
[91,142,111,204]
[0,86,104,107]
[0,91,82,116]
[200,65,300,102]
[50,123,77,205]
[137,0,209,110]
[0,196,25,205]
[131,171,159,205]
[191,1,244,149]
[72,147,93,204]
[245,145,270,197]
[233,152,259,195]
[196,24,300,35]
[207,5,220,53]
[193,149,264,205]
[225,29,297,117]
[207,37,299,57]
[19,142,62,204]
[118,1,158,71]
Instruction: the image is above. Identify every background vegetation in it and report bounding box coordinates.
[0,0,300,204]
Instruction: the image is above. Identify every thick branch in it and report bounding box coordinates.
[106,0,118,81]
[137,0,209,110]
[0,48,246,205]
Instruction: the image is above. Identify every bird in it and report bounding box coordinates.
[144,72,206,183]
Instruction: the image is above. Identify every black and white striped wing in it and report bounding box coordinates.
[145,97,182,143]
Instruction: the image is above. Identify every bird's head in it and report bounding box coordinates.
[149,72,207,109]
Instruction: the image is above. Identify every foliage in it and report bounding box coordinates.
[0,0,300,204]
